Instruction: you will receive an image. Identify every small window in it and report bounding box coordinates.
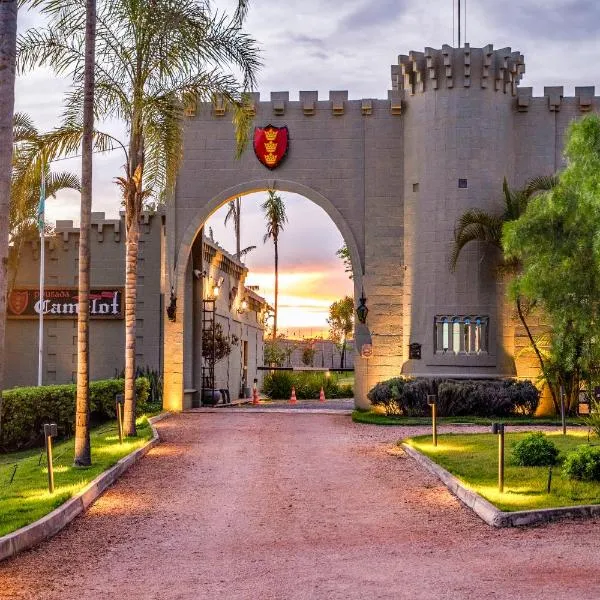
[458,178,468,188]
[434,315,488,355]
[412,183,419,192]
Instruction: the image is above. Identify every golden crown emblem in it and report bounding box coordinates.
[264,141,277,153]
[264,128,278,142]
[264,153,277,166]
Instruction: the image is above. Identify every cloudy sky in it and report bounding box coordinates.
[15,0,600,336]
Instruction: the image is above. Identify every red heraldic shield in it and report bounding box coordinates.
[253,125,289,170]
[8,290,29,316]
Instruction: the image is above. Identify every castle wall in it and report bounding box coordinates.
[5,212,162,387]
[166,92,406,410]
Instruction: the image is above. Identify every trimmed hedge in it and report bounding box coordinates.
[367,377,539,418]
[0,377,150,452]
[262,371,353,400]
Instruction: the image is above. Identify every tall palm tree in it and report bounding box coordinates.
[450,174,559,408]
[224,197,256,259]
[0,0,18,439]
[73,0,96,466]
[19,0,260,436]
[261,189,287,340]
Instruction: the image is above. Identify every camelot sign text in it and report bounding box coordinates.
[7,288,123,319]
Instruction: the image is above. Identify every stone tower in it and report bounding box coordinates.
[399,44,526,378]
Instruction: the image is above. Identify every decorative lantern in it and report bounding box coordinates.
[356,291,369,324]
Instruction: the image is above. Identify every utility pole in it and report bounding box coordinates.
[458,0,461,47]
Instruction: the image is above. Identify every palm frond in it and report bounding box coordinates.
[449,210,503,272]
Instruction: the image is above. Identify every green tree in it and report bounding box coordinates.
[301,343,316,367]
[328,296,354,369]
[224,196,256,259]
[0,0,17,441]
[336,243,353,279]
[261,189,287,340]
[503,114,600,414]
[20,0,260,436]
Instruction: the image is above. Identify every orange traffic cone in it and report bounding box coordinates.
[252,386,260,405]
[289,386,297,404]
[319,386,326,403]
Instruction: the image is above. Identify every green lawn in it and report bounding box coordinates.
[353,409,585,427]
[0,417,153,537]
[405,431,600,512]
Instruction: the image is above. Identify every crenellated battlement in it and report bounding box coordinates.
[392,44,525,95]
[53,211,159,244]
[188,90,405,118]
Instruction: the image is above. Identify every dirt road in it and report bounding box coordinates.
[0,413,598,599]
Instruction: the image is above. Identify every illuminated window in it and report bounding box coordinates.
[434,315,489,355]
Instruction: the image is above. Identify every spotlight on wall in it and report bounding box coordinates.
[237,298,249,314]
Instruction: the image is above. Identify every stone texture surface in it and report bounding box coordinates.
[1,413,599,599]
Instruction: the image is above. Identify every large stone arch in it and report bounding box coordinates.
[164,179,366,413]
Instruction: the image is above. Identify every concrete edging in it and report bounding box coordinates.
[0,413,169,562]
[401,443,600,527]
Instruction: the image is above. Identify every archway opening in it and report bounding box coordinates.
[182,187,360,408]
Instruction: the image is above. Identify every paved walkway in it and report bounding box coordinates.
[1,413,599,599]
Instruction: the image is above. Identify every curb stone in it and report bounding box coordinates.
[402,443,600,528]
[0,413,169,562]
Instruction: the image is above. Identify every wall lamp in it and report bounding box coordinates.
[356,289,369,324]
[237,298,249,314]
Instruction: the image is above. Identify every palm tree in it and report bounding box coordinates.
[19,0,260,436]
[224,197,256,259]
[450,174,559,408]
[9,113,80,290]
[0,0,18,439]
[72,0,97,466]
[261,189,287,340]
[449,176,558,272]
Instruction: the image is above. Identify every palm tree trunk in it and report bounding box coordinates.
[0,0,17,441]
[273,237,278,340]
[74,0,96,466]
[123,208,139,436]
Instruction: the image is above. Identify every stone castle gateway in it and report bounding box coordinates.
[163,43,599,412]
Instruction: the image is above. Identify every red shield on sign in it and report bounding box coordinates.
[8,290,29,316]
[253,125,289,170]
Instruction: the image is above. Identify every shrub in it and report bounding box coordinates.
[1,377,150,452]
[562,445,600,481]
[262,371,353,400]
[367,377,540,418]
[511,432,559,466]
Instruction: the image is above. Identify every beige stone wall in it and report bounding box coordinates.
[5,212,161,387]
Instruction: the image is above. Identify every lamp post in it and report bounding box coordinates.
[491,422,505,493]
[428,395,437,446]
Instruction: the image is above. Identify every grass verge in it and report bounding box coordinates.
[0,416,153,537]
[352,409,585,427]
[405,430,600,511]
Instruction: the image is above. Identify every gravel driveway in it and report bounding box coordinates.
[0,412,598,599]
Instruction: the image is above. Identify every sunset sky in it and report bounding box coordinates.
[14,0,600,336]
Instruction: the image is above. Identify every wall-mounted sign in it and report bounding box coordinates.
[253,125,289,169]
[7,288,123,319]
[409,342,422,360]
[360,343,373,358]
